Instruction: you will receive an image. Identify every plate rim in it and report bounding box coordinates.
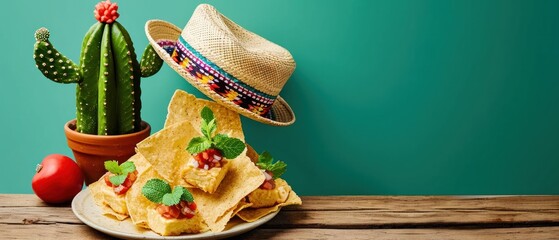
[71,189,278,239]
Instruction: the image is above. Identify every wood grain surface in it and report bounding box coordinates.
[1,195,558,239]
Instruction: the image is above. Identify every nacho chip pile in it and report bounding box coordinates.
[89,90,301,236]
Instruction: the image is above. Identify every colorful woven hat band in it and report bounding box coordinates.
[157,37,278,119]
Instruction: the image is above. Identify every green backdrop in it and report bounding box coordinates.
[1,0,558,195]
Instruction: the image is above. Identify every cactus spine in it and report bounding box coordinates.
[33,0,162,135]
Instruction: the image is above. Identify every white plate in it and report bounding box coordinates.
[71,190,278,239]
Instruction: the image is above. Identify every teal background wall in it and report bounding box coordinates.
[1,0,558,195]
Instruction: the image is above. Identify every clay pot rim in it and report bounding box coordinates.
[64,119,151,144]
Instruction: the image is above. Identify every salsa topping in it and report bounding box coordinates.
[186,106,245,170]
[192,148,223,170]
[256,151,287,190]
[260,170,276,190]
[156,200,197,219]
[104,160,137,195]
[142,178,196,219]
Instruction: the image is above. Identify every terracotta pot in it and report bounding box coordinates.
[64,119,151,185]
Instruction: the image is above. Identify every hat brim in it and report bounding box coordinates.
[145,20,295,126]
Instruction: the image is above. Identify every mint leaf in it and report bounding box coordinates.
[200,107,217,139]
[189,105,244,160]
[172,186,185,201]
[104,161,136,185]
[213,134,228,145]
[161,192,181,206]
[269,161,287,179]
[179,187,194,202]
[142,179,172,204]
[216,137,245,159]
[104,160,121,174]
[120,161,136,175]
[256,151,287,179]
[109,174,127,186]
[201,118,217,139]
[187,136,211,154]
[258,151,273,166]
[161,186,191,206]
[201,106,214,123]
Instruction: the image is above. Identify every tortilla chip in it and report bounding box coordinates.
[232,199,253,216]
[136,121,197,185]
[128,153,151,175]
[89,180,129,221]
[246,144,259,164]
[247,178,292,208]
[165,90,244,141]
[88,154,150,222]
[125,166,162,228]
[211,199,253,232]
[146,205,208,236]
[182,159,232,193]
[191,155,264,232]
[237,190,302,222]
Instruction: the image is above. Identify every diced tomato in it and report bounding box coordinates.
[182,209,195,219]
[182,201,196,219]
[157,201,196,219]
[260,180,276,190]
[156,204,168,215]
[110,170,138,195]
[157,205,180,219]
[104,174,113,187]
[113,184,128,195]
[113,185,129,195]
[193,148,223,169]
[122,177,133,188]
[128,171,138,182]
[178,200,197,219]
[189,202,197,211]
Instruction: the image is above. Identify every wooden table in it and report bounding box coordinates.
[1,195,558,239]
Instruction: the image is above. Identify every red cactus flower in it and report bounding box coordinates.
[94,0,119,24]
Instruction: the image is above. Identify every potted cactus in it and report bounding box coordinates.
[32,0,163,184]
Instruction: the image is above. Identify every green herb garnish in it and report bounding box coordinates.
[256,151,287,179]
[104,160,136,186]
[142,178,194,206]
[186,106,245,159]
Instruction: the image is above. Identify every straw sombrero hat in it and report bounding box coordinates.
[145,4,296,126]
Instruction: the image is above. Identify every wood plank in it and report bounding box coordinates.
[291,196,559,211]
[4,204,558,228]
[237,227,559,240]
[1,194,558,239]
[266,209,559,228]
[0,194,51,207]
[1,196,559,227]
[2,194,558,212]
[0,223,111,239]
[4,224,559,240]
[0,207,81,224]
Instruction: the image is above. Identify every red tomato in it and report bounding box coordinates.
[31,154,84,204]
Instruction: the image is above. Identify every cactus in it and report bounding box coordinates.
[33,0,162,135]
